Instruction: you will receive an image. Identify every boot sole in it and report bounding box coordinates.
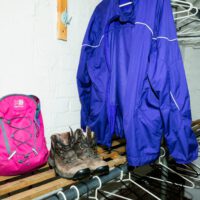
[48,157,91,180]
[92,165,109,176]
[73,168,91,180]
[54,167,91,180]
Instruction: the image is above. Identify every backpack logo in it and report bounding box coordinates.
[14,99,24,108]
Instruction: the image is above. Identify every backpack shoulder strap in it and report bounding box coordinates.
[29,95,41,119]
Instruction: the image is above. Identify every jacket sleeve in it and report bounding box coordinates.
[148,0,198,163]
[76,11,96,130]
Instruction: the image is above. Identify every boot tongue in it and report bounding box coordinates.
[57,132,70,145]
[86,127,92,142]
[74,128,84,141]
[86,127,96,146]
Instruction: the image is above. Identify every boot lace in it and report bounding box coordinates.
[55,140,77,164]
[79,136,99,159]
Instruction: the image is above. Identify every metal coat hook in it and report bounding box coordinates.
[61,9,72,27]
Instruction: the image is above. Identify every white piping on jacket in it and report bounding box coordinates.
[81,22,177,48]
[119,2,133,8]
[135,21,154,35]
[170,91,180,111]
[152,36,177,42]
[82,35,105,48]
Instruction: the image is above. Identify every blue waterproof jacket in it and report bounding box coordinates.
[77,0,198,166]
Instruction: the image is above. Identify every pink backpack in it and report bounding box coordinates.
[0,94,49,176]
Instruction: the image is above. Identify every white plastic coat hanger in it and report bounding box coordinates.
[169,140,200,181]
[70,185,80,200]
[119,169,162,200]
[89,175,134,200]
[145,148,195,189]
[171,0,199,22]
[175,7,199,22]
[89,176,102,200]
[179,29,200,35]
[176,15,200,42]
[177,163,200,181]
[89,170,160,200]
[57,191,67,200]
[99,190,133,200]
[177,11,199,25]
[172,0,193,16]
[178,37,200,42]
[99,171,135,200]
[178,17,200,36]
[188,147,200,180]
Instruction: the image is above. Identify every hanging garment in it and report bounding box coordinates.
[77,0,198,166]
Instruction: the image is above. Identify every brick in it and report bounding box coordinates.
[69,99,81,112]
[55,98,69,113]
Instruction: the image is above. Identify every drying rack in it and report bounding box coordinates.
[1,118,200,200]
[0,139,127,200]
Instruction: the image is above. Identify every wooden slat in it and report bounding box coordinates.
[97,139,126,153]
[108,156,127,168]
[3,155,126,200]
[100,146,126,159]
[112,140,125,147]
[0,164,49,183]
[97,147,104,154]
[0,139,127,200]
[0,176,17,182]
[3,178,75,200]
[0,169,56,196]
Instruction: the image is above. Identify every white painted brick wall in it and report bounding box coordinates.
[0,0,100,148]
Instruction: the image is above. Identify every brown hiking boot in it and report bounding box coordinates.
[73,128,109,176]
[48,132,90,180]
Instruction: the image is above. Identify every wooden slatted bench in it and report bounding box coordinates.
[0,139,127,200]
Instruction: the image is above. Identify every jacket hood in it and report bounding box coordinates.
[107,0,136,23]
